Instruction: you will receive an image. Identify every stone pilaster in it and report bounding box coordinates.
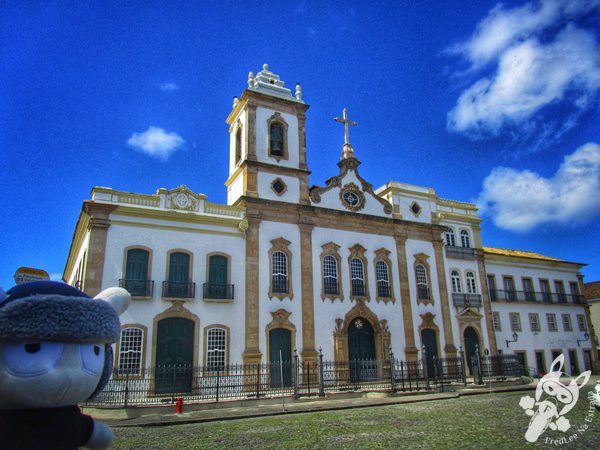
[246,104,257,161]
[395,234,418,360]
[432,239,457,356]
[243,214,262,364]
[476,252,498,355]
[298,221,317,364]
[83,203,116,296]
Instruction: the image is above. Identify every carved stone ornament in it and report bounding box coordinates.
[270,308,292,326]
[340,183,366,212]
[164,185,200,212]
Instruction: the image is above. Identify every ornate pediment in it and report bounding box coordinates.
[160,185,206,212]
[456,307,483,322]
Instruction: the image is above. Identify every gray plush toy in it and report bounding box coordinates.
[0,281,130,450]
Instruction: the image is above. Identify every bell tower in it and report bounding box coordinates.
[225,64,310,206]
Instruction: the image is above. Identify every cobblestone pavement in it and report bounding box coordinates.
[91,378,600,449]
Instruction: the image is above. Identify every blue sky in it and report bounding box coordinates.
[2,0,600,289]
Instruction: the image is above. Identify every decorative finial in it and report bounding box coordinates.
[248,71,255,87]
[263,63,269,71]
[295,82,302,100]
[233,96,239,108]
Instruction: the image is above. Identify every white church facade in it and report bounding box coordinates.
[64,65,598,379]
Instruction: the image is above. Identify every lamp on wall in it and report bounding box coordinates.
[506,332,519,348]
[577,332,590,347]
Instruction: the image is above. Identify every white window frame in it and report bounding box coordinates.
[206,327,227,372]
[451,270,462,293]
[460,229,471,248]
[509,312,522,332]
[547,313,558,332]
[118,326,144,375]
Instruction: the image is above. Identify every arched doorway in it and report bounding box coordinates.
[464,327,480,374]
[421,329,438,377]
[155,317,195,394]
[269,328,292,387]
[348,317,377,381]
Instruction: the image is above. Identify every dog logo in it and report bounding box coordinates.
[519,354,591,443]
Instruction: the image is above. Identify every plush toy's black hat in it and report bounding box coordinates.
[0,281,122,399]
[0,281,120,343]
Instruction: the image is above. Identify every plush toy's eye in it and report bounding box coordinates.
[80,343,105,375]
[1,342,64,377]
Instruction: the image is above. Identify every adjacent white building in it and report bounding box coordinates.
[64,65,598,381]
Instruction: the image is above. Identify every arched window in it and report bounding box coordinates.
[415,264,430,299]
[466,271,477,294]
[376,260,391,298]
[235,127,242,165]
[269,122,284,157]
[323,255,339,295]
[451,270,462,293]
[350,258,366,297]
[460,229,471,248]
[206,327,227,372]
[272,251,288,294]
[118,326,144,375]
[445,228,456,247]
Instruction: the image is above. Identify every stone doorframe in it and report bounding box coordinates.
[418,312,442,359]
[265,309,297,362]
[456,308,485,354]
[456,308,484,375]
[333,299,391,363]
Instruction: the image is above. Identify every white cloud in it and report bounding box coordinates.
[449,0,599,69]
[447,0,600,140]
[475,142,600,231]
[127,126,185,160]
[160,82,179,92]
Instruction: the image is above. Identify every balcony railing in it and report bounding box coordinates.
[119,279,154,297]
[452,293,482,308]
[445,246,476,259]
[162,281,196,299]
[203,283,234,300]
[489,289,585,304]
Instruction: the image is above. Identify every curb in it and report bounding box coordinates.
[107,383,536,428]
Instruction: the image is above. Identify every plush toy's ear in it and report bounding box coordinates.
[93,287,130,316]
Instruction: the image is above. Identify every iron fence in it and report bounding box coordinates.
[85,352,523,407]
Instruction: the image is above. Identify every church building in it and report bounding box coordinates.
[64,65,598,379]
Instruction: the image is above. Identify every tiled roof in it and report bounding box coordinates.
[483,246,566,263]
[585,281,600,299]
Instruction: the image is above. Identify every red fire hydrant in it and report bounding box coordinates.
[175,397,184,414]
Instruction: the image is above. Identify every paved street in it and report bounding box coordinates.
[104,379,600,449]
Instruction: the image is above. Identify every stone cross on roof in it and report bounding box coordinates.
[334,108,357,159]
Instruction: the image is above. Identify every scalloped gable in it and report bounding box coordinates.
[309,156,393,217]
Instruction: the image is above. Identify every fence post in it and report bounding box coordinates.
[459,347,467,386]
[318,347,325,397]
[124,371,130,408]
[256,363,260,399]
[400,360,405,391]
[475,344,483,385]
[171,365,177,403]
[293,349,299,399]
[216,367,220,403]
[434,355,442,392]
[389,347,396,394]
[421,346,429,390]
